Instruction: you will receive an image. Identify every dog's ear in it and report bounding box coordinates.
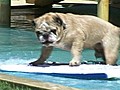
[53,14,66,30]
[31,17,41,27]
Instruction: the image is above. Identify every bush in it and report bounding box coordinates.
[0,81,32,90]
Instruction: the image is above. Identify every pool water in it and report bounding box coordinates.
[0,27,120,90]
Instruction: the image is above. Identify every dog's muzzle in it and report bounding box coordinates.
[36,31,57,45]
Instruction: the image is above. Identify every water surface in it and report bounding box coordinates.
[0,27,120,90]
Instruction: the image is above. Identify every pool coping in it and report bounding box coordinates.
[0,73,80,90]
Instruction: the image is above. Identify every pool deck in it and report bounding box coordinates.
[11,0,34,6]
[11,0,120,29]
[11,0,97,6]
[11,0,120,8]
[0,73,80,90]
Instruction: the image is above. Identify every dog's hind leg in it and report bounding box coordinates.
[102,35,120,65]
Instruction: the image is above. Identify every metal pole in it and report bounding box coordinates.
[0,0,11,27]
[97,0,109,21]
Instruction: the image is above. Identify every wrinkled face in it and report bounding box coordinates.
[35,22,58,45]
[32,13,66,46]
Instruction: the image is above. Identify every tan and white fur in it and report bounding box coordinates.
[30,12,120,66]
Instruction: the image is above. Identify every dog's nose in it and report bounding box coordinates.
[43,33,49,39]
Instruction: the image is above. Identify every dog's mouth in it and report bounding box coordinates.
[36,31,57,45]
[41,41,53,44]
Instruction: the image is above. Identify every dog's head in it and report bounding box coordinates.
[32,13,66,46]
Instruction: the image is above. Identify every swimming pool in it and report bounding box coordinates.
[0,27,120,90]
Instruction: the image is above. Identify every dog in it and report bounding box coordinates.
[30,12,120,66]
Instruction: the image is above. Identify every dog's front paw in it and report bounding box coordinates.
[69,60,80,66]
[29,60,44,66]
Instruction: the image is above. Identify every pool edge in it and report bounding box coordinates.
[0,73,80,90]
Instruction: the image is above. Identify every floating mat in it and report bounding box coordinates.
[0,63,120,79]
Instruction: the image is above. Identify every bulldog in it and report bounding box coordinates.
[30,12,120,66]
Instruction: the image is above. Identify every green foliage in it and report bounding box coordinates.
[0,81,32,90]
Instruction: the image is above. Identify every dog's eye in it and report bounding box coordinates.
[32,21,36,27]
[51,29,56,35]
[36,31,42,35]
